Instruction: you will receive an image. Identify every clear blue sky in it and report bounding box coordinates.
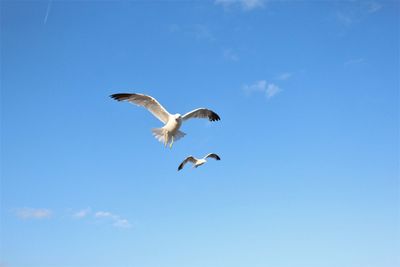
[1,1,399,266]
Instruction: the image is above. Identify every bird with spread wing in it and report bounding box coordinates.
[178,153,221,171]
[110,93,220,148]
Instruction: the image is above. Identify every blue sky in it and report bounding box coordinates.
[1,0,399,266]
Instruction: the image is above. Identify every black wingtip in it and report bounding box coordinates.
[110,93,131,101]
[209,111,221,122]
[212,154,221,160]
[178,164,183,171]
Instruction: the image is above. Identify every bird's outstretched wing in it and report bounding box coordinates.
[205,153,221,161]
[110,93,171,124]
[182,108,220,122]
[178,156,197,171]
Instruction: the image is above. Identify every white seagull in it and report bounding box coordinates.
[178,153,221,171]
[110,93,220,148]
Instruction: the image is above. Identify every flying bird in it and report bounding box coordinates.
[110,93,220,148]
[178,153,221,171]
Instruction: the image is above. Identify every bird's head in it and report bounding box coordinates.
[174,113,182,121]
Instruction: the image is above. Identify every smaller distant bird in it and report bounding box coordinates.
[178,153,221,171]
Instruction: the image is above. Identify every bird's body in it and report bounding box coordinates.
[110,93,220,148]
[193,158,207,168]
[178,153,221,171]
[152,114,184,146]
[164,114,183,133]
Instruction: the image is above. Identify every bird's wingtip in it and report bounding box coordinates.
[109,94,120,100]
[109,93,132,101]
[209,111,221,121]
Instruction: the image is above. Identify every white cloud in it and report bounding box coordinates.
[243,80,282,99]
[265,83,281,98]
[336,12,353,26]
[367,1,382,13]
[95,211,132,229]
[192,24,215,42]
[94,211,113,218]
[277,72,292,81]
[215,0,234,8]
[15,208,52,219]
[168,24,180,33]
[241,0,265,10]
[73,208,91,218]
[113,219,131,228]
[344,58,365,66]
[223,48,239,61]
[244,80,267,93]
[215,0,265,11]
[168,24,215,42]
[336,1,382,28]
[43,0,52,24]
[13,207,132,229]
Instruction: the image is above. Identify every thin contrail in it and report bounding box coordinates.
[44,0,52,24]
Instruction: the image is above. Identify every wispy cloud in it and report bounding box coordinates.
[95,211,132,229]
[265,83,281,98]
[14,207,132,229]
[43,0,52,24]
[192,24,215,42]
[94,211,113,218]
[15,208,52,219]
[73,208,91,219]
[113,218,131,228]
[168,24,215,42]
[336,11,353,26]
[367,1,382,13]
[336,1,382,27]
[168,24,180,33]
[215,0,265,11]
[344,58,365,66]
[243,80,282,99]
[169,24,241,62]
[276,72,292,81]
[244,80,266,94]
[223,48,239,61]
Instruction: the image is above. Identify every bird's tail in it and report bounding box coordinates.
[173,130,186,142]
[152,128,167,143]
[151,128,186,144]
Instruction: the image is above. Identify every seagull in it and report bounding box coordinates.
[178,153,221,171]
[110,93,220,148]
